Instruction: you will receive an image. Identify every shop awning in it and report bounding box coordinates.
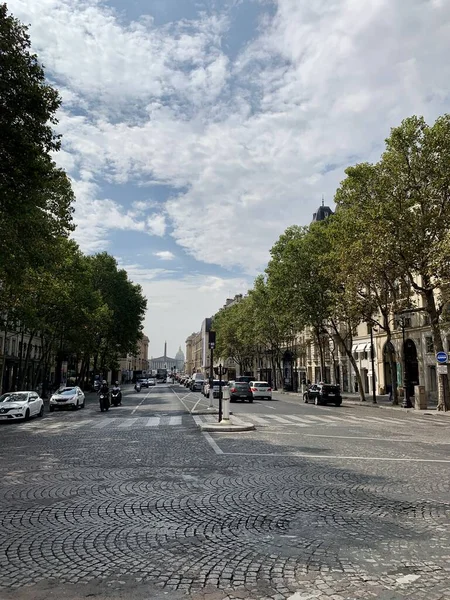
[352,342,369,353]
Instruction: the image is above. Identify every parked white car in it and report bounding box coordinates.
[49,386,85,411]
[249,381,273,400]
[0,391,44,421]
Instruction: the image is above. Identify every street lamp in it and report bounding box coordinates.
[369,324,377,404]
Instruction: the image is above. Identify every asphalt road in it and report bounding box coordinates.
[1,383,449,600]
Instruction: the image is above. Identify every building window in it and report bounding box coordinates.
[425,337,434,354]
[0,337,3,353]
[12,339,16,356]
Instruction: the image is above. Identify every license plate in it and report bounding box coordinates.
[0,415,8,419]
[328,392,334,396]
[240,395,247,398]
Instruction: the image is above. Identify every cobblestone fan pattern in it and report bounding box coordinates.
[0,422,450,599]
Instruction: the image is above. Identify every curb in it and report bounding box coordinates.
[191,409,219,415]
[200,422,255,432]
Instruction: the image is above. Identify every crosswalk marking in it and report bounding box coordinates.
[92,418,118,429]
[146,417,160,427]
[237,413,427,428]
[118,418,139,428]
[168,415,182,425]
[248,415,272,425]
[269,415,294,424]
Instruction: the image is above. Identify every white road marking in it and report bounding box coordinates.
[220,451,450,463]
[92,419,117,429]
[247,415,272,425]
[202,431,224,455]
[118,418,139,428]
[168,416,182,425]
[131,392,149,415]
[269,415,295,424]
[145,417,160,427]
[66,419,94,429]
[285,415,325,424]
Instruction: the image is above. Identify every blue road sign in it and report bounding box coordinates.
[436,351,448,364]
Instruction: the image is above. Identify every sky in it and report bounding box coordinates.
[7,0,450,360]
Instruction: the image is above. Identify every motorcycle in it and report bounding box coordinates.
[99,391,110,412]
[111,387,122,407]
[134,382,141,393]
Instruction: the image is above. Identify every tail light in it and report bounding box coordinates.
[267,388,272,392]
[251,387,257,392]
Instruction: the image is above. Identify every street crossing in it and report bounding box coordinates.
[19,415,187,432]
[197,412,450,428]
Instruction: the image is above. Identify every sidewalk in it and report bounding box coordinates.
[273,389,447,415]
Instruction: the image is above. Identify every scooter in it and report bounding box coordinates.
[99,391,110,412]
[134,382,141,393]
[111,388,122,406]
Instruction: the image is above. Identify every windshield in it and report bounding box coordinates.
[58,388,77,396]
[0,393,28,403]
[254,382,269,388]
[234,383,250,389]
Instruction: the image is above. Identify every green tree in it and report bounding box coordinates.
[213,297,257,375]
[87,253,147,380]
[335,115,450,410]
[0,3,74,283]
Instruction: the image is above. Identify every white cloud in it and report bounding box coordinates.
[147,214,167,237]
[119,268,251,359]
[9,0,450,274]
[154,250,175,260]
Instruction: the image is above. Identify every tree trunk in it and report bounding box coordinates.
[423,288,450,411]
[328,319,366,401]
[16,330,25,390]
[0,322,9,394]
[19,332,35,389]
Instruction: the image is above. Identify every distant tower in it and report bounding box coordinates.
[312,195,333,222]
[164,341,167,358]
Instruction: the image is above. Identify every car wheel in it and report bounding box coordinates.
[335,401,342,407]
[39,405,44,417]
[248,398,253,403]
[49,406,54,412]
[72,400,78,410]
[81,399,85,408]
[25,409,30,421]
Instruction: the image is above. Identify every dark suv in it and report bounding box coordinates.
[229,381,253,403]
[303,383,342,407]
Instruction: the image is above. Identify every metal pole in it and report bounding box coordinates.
[218,364,223,422]
[209,347,214,409]
[370,326,377,404]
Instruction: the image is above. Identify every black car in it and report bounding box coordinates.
[303,383,342,406]
[229,381,253,403]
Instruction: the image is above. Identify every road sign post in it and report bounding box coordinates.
[436,351,448,364]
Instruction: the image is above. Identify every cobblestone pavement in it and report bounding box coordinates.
[0,384,449,600]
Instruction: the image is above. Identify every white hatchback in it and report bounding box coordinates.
[249,381,273,400]
[0,391,44,421]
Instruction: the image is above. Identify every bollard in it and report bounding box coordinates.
[208,381,214,410]
[220,385,231,424]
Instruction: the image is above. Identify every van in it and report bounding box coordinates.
[190,373,205,392]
